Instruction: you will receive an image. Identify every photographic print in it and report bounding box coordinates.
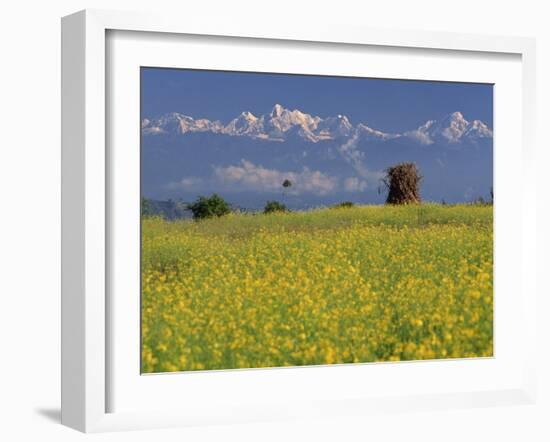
[140,68,493,373]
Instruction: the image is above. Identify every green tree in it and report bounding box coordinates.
[332,201,355,209]
[141,197,155,217]
[282,179,292,199]
[264,200,288,214]
[188,194,231,220]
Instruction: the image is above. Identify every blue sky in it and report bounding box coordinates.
[141,67,493,208]
[141,67,493,132]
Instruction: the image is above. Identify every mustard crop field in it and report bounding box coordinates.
[141,204,493,373]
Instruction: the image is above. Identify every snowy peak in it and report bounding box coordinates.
[447,111,467,123]
[270,103,285,118]
[223,111,265,137]
[405,112,492,145]
[142,106,492,145]
[317,115,353,138]
[266,105,321,136]
[437,111,469,142]
[142,112,224,135]
[356,123,400,141]
[464,119,493,139]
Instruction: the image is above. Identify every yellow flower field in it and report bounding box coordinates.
[141,204,493,373]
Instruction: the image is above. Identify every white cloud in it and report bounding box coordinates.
[405,129,433,145]
[167,159,381,197]
[166,176,204,191]
[338,133,384,186]
[214,160,337,195]
[344,177,368,192]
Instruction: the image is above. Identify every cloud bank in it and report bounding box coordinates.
[167,159,382,197]
[214,160,338,196]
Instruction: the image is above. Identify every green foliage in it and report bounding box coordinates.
[332,201,355,209]
[470,195,493,206]
[187,193,231,220]
[264,200,288,214]
[141,197,155,217]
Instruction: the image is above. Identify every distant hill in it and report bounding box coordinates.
[142,199,191,220]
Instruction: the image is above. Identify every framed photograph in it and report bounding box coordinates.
[61,9,537,432]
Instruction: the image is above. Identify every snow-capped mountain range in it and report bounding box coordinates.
[142,103,492,145]
[141,103,493,207]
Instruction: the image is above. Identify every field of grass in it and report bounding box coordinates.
[141,204,493,373]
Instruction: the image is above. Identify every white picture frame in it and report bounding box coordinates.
[61,9,537,433]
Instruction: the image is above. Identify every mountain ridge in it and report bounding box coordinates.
[141,104,493,145]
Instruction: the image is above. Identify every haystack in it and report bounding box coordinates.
[384,162,422,204]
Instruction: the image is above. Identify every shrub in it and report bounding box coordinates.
[188,194,231,220]
[332,201,355,209]
[141,197,155,217]
[264,200,288,214]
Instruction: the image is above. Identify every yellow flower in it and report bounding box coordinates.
[140,204,493,372]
